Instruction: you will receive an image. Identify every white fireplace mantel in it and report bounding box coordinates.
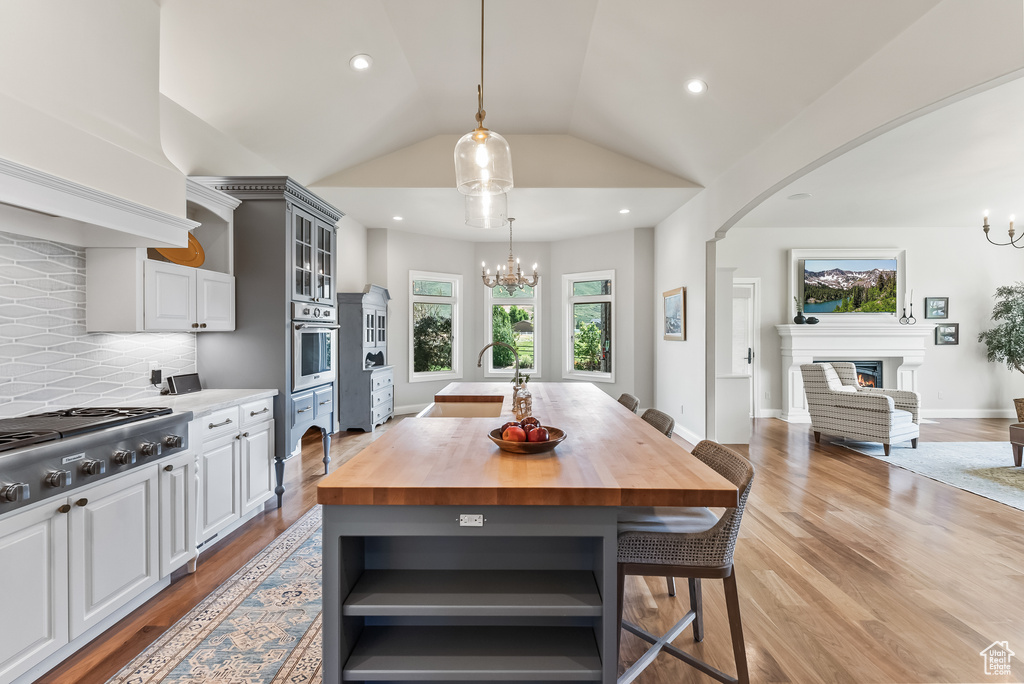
[776,322,933,422]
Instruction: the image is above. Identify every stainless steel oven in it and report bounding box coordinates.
[292,304,338,392]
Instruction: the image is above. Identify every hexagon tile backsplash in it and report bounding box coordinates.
[0,231,196,417]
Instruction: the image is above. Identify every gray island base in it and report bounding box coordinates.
[322,505,618,683]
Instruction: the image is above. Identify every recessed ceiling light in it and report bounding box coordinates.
[392,216,403,221]
[350,54,373,71]
[619,208,630,214]
[685,79,707,94]
[787,193,812,201]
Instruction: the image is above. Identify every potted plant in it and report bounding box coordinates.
[978,282,1024,421]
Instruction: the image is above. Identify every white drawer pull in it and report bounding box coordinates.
[249,408,269,417]
[209,418,233,429]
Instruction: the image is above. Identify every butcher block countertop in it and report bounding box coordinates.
[317,382,737,508]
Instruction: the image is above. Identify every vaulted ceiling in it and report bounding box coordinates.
[161,0,1005,240]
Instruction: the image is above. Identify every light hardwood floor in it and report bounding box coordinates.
[42,417,1024,684]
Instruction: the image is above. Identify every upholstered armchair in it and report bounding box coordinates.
[800,362,920,455]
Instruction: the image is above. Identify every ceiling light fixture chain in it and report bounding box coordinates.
[455,0,513,198]
[481,217,539,295]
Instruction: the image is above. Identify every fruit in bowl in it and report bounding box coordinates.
[527,427,549,442]
[502,425,527,442]
[520,416,541,427]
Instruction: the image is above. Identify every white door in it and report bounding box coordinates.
[0,504,69,684]
[199,433,241,542]
[197,270,235,331]
[732,281,760,418]
[145,260,196,331]
[69,466,159,639]
[159,452,197,577]
[241,420,275,515]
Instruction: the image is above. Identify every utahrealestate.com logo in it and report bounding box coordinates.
[981,641,1014,676]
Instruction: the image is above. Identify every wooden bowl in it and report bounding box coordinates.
[488,426,566,453]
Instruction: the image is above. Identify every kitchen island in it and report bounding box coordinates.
[317,382,737,683]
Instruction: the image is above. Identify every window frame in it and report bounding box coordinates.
[482,282,541,378]
[562,269,615,383]
[409,270,462,383]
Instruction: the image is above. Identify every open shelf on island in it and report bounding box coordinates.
[343,569,602,617]
[342,625,602,681]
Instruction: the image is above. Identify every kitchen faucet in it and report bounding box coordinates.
[477,342,520,381]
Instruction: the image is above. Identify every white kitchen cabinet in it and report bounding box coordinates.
[85,179,239,333]
[144,260,234,332]
[241,419,275,516]
[68,465,159,639]
[194,397,275,553]
[0,503,69,684]
[197,431,241,543]
[159,451,197,578]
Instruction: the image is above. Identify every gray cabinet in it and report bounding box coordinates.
[192,177,343,504]
[338,285,393,431]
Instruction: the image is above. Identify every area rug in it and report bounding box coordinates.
[107,505,324,684]
[841,441,1024,511]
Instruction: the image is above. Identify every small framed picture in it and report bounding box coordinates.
[663,287,685,341]
[924,297,948,319]
[935,323,959,345]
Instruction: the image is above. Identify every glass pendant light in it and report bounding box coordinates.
[454,0,513,196]
[465,192,508,229]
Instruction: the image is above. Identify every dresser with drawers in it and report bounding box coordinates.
[337,285,393,431]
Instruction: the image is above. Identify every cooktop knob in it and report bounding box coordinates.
[113,449,136,465]
[140,441,162,457]
[163,434,184,449]
[81,460,106,476]
[0,483,29,502]
[45,470,72,488]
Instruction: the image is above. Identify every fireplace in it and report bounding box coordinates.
[820,360,883,388]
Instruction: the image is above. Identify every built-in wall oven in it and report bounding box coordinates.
[292,303,338,392]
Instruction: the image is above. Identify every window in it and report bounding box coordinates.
[562,270,614,382]
[410,271,461,382]
[483,282,540,377]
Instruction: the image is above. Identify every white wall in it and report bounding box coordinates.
[718,225,1024,417]
[369,226,656,413]
[335,216,368,293]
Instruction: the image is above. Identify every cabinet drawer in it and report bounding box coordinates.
[372,399,393,426]
[371,368,393,391]
[291,391,316,428]
[315,387,334,419]
[371,385,393,408]
[202,407,240,441]
[240,397,274,427]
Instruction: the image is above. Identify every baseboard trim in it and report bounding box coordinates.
[672,424,703,448]
[921,409,1017,419]
[758,409,782,419]
[395,403,429,416]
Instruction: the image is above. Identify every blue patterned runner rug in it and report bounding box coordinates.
[107,505,323,684]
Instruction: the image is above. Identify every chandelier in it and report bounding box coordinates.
[983,210,1024,248]
[481,218,539,295]
[454,0,513,197]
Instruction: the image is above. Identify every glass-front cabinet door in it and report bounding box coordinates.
[292,207,315,302]
[316,220,333,303]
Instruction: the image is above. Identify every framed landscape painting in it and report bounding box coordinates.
[924,297,948,319]
[935,323,959,345]
[801,258,898,314]
[663,287,685,341]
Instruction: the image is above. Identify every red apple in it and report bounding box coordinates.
[520,417,541,427]
[499,422,519,434]
[521,423,537,434]
[502,426,527,442]
[527,427,550,442]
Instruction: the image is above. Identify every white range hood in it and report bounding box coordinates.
[0,157,196,248]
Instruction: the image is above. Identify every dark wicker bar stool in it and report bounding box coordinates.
[617,440,755,684]
[640,407,674,437]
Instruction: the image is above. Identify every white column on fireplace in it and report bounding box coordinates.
[776,322,933,422]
